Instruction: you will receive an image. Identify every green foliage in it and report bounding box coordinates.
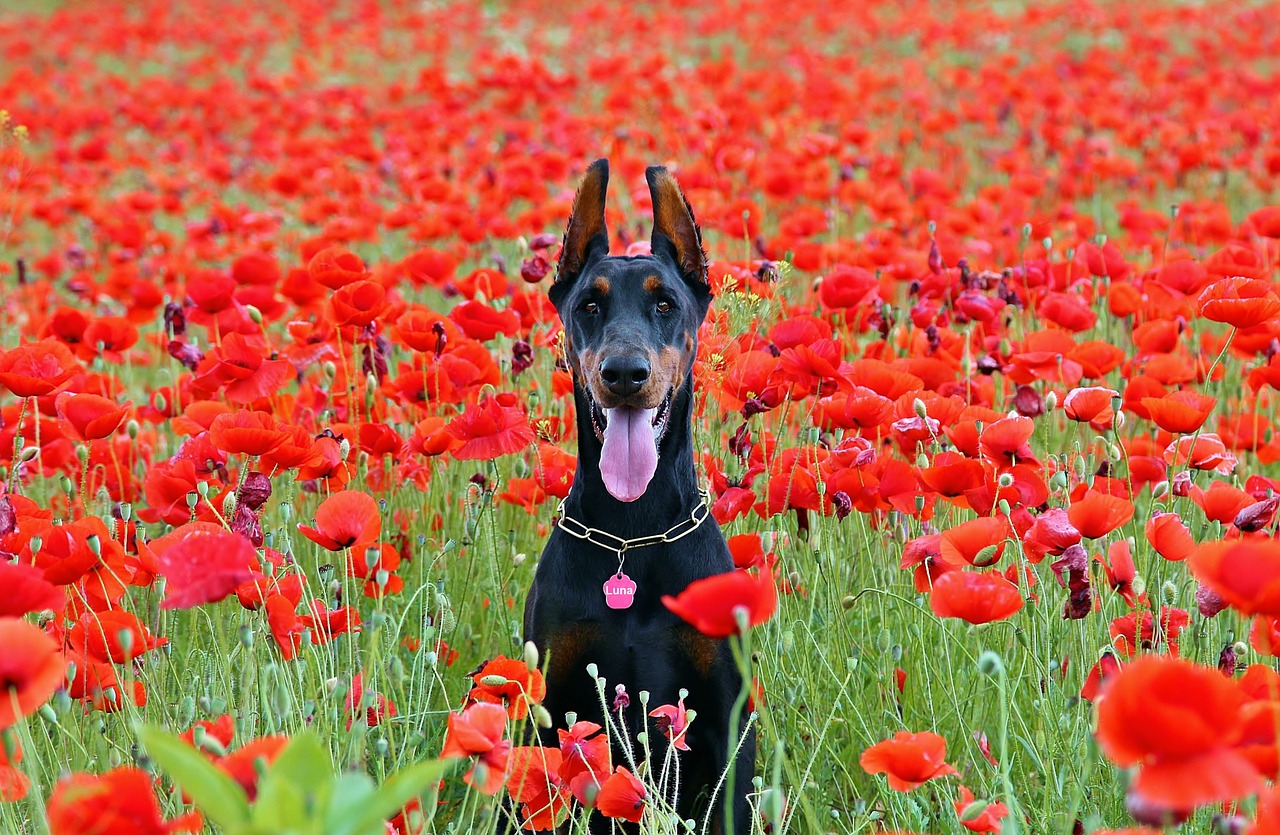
[138,726,450,835]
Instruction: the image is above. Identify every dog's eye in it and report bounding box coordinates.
[584,301,600,315]
[656,300,672,314]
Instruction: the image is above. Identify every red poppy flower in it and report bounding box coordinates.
[155,525,258,610]
[0,560,63,617]
[1198,276,1280,329]
[467,655,547,720]
[0,618,67,729]
[940,516,1010,567]
[297,490,382,551]
[859,730,958,791]
[505,746,571,831]
[55,392,130,440]
[929,570,1023,624]
[978,415,1038,467]
[447,392,536,461]
[193,333,292,405]
[1141,389,1217,434]
[46,767,202,835]
[662,562,778,637]
[557,720,611,803]
[71,609,167,664]
[1095,654,1262,812]
[595,766,648,823]
[1190,539,1280,616]
[440,701,512,795]
[1063,386,1118,431]
[330,280,389,327]
[649,697,692,751]
[1067,491,1134,539]
[0,737,30,802]
[1020,508,1081,563]
[1190,480,1254,523]
[954,785,1008,833]
[209,409,289,457]
[216,736,290,801]
[0,339,80,398]
[307,246,368,289]
[1145,512,1195,562]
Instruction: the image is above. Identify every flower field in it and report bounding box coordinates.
[4,0,1280,832]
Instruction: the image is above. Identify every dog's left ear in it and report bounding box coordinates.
[647,166,709,295]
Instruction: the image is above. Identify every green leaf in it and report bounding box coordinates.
[329,759,454,835]
[323,772,378,835]
[137,724,252,831]
[250,733,336,833]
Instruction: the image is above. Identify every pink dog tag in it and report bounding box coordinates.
[603,572,637,609]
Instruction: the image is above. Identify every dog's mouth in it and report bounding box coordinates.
[588,386,673,443]
[585,386,674,503]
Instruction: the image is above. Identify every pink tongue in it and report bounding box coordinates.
[599,406,659,502]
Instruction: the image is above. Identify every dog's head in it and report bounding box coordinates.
[549,159,711,502]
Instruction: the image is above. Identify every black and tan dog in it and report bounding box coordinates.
[521,159,754,832]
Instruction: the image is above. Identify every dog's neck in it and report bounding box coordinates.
[563,378,703,538]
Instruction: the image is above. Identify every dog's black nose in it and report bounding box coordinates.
[600,355,650,397]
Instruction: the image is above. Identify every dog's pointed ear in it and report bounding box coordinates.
[647,165,708,294]
[553,159,610,301]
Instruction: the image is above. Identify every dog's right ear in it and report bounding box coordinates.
[551,158,610,306]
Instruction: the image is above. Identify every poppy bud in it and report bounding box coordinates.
[1161,580,1178,606]
[959,800,989,823]
[1044,390,1058,411]
[532,704,553,729]
[841,595,856,610]
[1041,237,1053,253]
[246,304,263,324]
[222,492,237,518]
[977,650,1003,677]
[913,398,928,419]
[513,552,526,566]
[38,704,58,725]
[523,640,540,672]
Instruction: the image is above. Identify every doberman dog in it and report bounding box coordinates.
[519,159,754,833]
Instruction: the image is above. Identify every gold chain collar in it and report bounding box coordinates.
[554,489,713,557]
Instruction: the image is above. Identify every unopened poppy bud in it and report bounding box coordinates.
[1234,641,1248,657]
[471,762,489,788]
[222,492,237,517]
[997,498,1011,517]
[524,640,540,672]
[973,544,1001,567]
[1041,236,1053,252]
[532,703,553,729]
[636,731,649,745]
[154,393,167,412]
[959,800,989,823]
[1021,223,1032,241]
[127,419,139,439]
[513,552,526,566]
[1113,411,1126,431]
[116,629,133,655]
[245,304,263,324]
[733,605,751,632]
[1108,443,1122,462]
[977,650,1004,676]
[322,361,337,380]
[913,398,928,419]
[1043,390,1057,411]
[841,595,856,610]
[59,475,73,495]
[38,704,58,725]
[1162,580,1178,606]
[17,445,38,465]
